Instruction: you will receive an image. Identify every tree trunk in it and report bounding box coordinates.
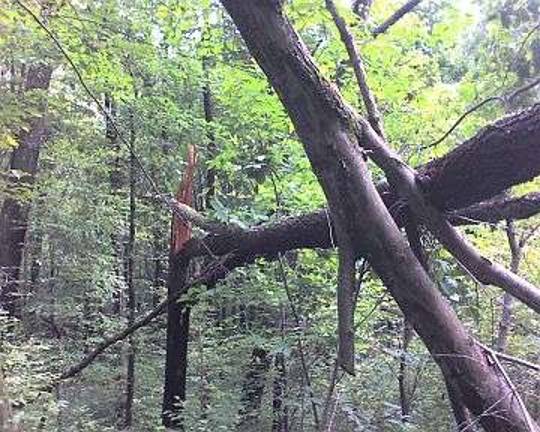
[105,93,125,315]
[123,111,137,429]
[218,2,538,430]
[162,254,190,429]
[203,67,217,209]
[0,63,52,318]
[162,145,197,429]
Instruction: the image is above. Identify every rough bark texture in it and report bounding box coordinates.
[0,63,52,317]
[419,104,540,211]
[218,1,538,430]
[452,192,540,225]
[184,193,540,266]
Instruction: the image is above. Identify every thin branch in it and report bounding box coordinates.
[372,0,423,37]
[425,76,540,149]
[476,341,536,432]
[519,222,540,249]
[277,255,321,431]
[477,342,540,373]
[54,256,235,382]
[325,0,385,138]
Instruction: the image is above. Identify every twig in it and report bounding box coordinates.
[277,255,321,430]
[424,76,540,149]
[476,341,540,372]
[58,275,198,381]
[372,0,423,37]
[325,0,385,138]
[476,340,536,432]
[519,222,540,248]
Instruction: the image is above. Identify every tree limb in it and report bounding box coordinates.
[372,0,423,37]
[449,193,540,226]
[326,0,385,138]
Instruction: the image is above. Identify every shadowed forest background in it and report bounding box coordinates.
[0,0,539,431]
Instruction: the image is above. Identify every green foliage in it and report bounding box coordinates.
[0,0,538,430]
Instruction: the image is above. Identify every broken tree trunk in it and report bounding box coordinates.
[162,146,198,429]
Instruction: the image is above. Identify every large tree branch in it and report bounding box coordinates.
[184,192,540,261]
[450,193,540,225]
[56,191,540,382]
[419,104,540,210]
[183,103,540,258]
[359,116,540,313]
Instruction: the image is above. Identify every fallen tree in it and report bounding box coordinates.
[218,1,539,430]
[184,103,540,260]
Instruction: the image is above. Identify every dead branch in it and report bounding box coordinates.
[372,0,423,37]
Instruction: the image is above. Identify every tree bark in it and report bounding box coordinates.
[0,63,52,317]
[162,145,198,429]
[218,2,539,430]
[203,68,217,209]
[404,219,473,429]
[162,253,191,429]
